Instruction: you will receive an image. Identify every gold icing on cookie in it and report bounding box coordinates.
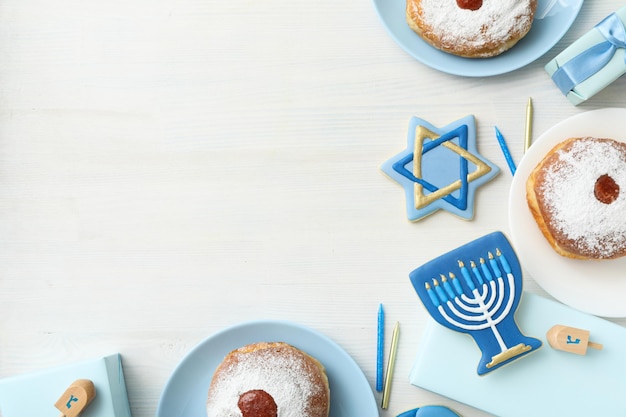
[412,126,493,209]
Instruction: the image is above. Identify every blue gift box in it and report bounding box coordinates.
[545,6,626,105]
[0,354,132,417]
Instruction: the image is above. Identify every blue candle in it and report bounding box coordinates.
[425,282,440,307]
[479,258,494,282]
[496,248,512,274]
[376,303,384,392]
[495,126,517,176]
[449,273,463,295]
[433,278,448,303]
[458,260,476,290]
[470,260,484,285]
[488,252,502,278]
[440,274,456,299]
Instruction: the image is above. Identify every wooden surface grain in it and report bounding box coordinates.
[1,1,625,416]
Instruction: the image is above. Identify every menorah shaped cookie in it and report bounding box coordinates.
[410,231,542,375]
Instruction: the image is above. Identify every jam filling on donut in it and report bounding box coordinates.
[456,0,483,10]
[237,390,278,417]
[594,174,620,204]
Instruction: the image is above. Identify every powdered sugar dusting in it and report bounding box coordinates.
[539,138,626,258]
[420,0,533,49]
[206,346,321,417]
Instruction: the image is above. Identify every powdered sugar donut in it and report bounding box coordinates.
[206,342,330,417]
[526,137,626,260]
[406,0,538,58]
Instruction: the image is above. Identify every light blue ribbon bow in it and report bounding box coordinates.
[552,12,626,95]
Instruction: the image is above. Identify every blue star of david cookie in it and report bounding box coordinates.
[381,115,500,221]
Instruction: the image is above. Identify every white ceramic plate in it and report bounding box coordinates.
[509,108,626,317]
[372,0,584,77]
[156,320,378,417]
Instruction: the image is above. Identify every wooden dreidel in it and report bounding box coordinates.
[547,325,603,355]
[54,379,96,417]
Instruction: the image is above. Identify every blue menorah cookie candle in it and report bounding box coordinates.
[410,232,541,375]
[546,6,626,105]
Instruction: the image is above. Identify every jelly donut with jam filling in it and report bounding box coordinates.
[206,342,330,417]
[526,137,626,260]
[406,0,537,58]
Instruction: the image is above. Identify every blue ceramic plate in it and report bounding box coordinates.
[372,0,584,77]
[156,320,378,417]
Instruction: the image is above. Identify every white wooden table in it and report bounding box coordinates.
[1,1,625,416]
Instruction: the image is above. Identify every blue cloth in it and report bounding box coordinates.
[551,12,626,94]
